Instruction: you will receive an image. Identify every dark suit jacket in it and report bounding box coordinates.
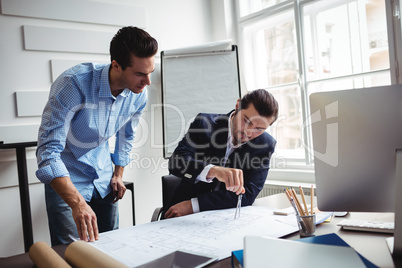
[167,111,276,212]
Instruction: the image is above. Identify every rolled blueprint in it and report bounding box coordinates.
[65,240,128,268]
[29,241,71,268]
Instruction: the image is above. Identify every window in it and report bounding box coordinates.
[239,0,289,17]
[236,0,398,182]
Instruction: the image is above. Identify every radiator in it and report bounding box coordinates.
[256,183,315,199]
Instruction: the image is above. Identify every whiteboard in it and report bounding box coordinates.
[161,44,241,158]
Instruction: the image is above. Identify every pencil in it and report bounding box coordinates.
[310,185,314,215]
[284,188,291,203]
[299,186,309,215]
[291,188,305,216]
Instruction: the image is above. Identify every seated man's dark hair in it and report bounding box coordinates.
[239,89,279,125]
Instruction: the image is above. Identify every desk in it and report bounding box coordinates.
[0,193,395,267]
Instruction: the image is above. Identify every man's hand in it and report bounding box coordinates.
[111,166,126,203]
[50,176,100,242]
[207,166,245,195]
[71,200,99,242]
[165,200,193,219]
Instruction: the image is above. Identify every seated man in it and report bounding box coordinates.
[164,89,278,218]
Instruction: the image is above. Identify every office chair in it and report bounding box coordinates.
[151,174,182,221]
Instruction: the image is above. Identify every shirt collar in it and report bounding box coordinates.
[99,64,131,99]
[99,64,113,98]
[120,88,131,97]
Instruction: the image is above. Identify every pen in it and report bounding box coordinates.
[234,194,242,219]
[285,189,299,216]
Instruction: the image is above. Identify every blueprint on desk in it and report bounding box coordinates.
[89,206,333,267]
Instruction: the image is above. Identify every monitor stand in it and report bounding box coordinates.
[393,150,402,264]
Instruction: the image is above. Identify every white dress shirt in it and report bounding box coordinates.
[191,111,245,213]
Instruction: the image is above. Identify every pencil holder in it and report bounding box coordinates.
[296,214,316,237]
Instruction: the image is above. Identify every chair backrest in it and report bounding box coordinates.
[161,174,182,208]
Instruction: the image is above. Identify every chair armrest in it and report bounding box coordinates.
[151,207,163,222]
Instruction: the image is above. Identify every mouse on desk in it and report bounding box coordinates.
[333,211,348,217]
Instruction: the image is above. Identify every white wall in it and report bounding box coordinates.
[0,0,235,257]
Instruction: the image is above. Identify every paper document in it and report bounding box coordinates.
[90,206,332,267]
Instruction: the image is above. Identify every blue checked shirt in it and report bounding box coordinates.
[36,63,147,201]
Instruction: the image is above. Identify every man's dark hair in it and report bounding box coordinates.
[239,89,279,124]
[110,26,158,70]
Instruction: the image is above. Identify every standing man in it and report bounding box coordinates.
[164,89,278,218]
[36,26,158,245]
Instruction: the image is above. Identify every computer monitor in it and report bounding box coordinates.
[309,84,402,258]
